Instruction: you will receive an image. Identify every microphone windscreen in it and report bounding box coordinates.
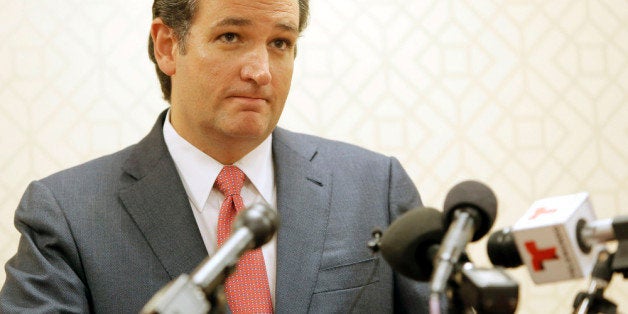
[443,180,497,241]
[234,203,279,248]
[380,207,444,281]
[486,228,522,268]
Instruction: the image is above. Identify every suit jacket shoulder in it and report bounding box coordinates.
[1,110,207,313]
[274,127,390,161]
[271,127,428,313]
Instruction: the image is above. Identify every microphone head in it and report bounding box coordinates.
[234,203,279,248]
[487,228,522,268]
[443,180,498,241]
[379,207,444,281]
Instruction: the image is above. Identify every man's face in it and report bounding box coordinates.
[168,0,300,150]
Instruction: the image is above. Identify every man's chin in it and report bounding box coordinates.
[223,123,272,141]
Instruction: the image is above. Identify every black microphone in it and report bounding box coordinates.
[141,203,279,314]
[430,180,497,295]
[379,206,445,281]
[486,227,522,268]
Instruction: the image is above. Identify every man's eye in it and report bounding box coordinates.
[271,39,291,50]
[219,33,239,43]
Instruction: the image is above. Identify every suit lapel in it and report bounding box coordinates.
[273,128,331,313]
[119,110,207,279]
[117,119,331,310]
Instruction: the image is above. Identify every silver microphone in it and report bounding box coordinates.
[141,203,279,314]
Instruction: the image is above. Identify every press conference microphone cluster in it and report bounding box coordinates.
[141,203,279,314]
[378,181,498,284]
[377,181,517,313]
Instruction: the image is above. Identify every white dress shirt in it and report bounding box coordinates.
[162,110,278,305]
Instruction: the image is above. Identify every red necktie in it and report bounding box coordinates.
[215,166,273,313]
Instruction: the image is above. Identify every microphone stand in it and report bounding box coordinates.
[610,216,628,278]
[573,217,628,314]
[573,250,616,314]
[429,210,476,314]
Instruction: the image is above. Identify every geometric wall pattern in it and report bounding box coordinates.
[1,0,626,312]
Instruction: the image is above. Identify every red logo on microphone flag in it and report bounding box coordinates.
[528,207,557,220]
[524,241,558,271]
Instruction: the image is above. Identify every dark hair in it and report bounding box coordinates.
[148,0,310,102]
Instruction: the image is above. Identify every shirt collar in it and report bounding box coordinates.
[162,110,274,212]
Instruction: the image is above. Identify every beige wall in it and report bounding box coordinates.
[1,0,627,312]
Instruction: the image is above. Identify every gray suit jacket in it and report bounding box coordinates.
[1,111,430,313]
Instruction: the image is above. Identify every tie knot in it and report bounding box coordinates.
[215,166,246,197]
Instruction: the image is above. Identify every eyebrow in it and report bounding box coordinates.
[214,17,252,28]
[213,17,299,34]
[276,22,298,34]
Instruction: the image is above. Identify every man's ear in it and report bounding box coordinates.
[150,18,177,76]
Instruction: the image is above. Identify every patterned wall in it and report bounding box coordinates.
[1,0,626,312]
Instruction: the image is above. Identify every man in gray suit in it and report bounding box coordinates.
[1,0,430,312]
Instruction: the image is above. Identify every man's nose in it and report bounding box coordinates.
[241,46,272,86]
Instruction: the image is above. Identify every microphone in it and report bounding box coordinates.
[487,216,626,269]
[141,203,279,314]
[486,192,605,284]
[486,227,522,268]
[379,206,445,281]
[430,180,498,295]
